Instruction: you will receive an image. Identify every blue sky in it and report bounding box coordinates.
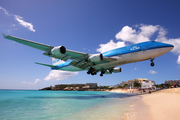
[0,0,180,89]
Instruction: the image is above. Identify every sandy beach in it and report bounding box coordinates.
[132,88,180,120]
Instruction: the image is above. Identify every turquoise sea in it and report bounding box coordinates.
[0,90,140,120]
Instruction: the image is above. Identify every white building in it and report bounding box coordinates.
[141,81,156,89]
[82,85,90,89]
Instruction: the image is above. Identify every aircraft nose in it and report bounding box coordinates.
[166,43,174,51]
[168,44,174,49]
[167,43,174,47]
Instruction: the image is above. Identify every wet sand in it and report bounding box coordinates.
[133,88,180,120]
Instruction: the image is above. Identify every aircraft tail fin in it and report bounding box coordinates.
[52,58,65,65]
[35,62,58,68]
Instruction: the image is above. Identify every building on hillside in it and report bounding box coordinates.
[71,84,86,87]
[114,84,121,88]
[114,78,154,88]
[165,80,180,86]
[134,78,149,83]
[116,80,134,88]
[141,81,156,89]
[82,85,90,89]
[121,78,149,86]
[119,81,128,86]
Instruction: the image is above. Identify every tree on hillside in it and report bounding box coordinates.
[123,84,128,88]
[133,81,141,88]
[156,83,170,88]
[117,86,123,89]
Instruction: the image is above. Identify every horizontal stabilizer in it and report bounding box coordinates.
[35,62,58,68]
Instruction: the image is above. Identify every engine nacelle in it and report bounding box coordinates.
[113,67,121,73]
[51,46,66,55]
[88,54,103,62]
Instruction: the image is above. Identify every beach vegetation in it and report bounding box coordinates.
[117,86,123,88]
[156,83,170,88]
[133,81,141,88]
[123,84,129,88]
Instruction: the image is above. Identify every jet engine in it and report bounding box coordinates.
[113,67,122,73]
[51,46,66,55]
[88,54,103,62]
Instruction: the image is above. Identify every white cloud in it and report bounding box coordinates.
[96,39,125,53]
[131,67,137,71]
[15,15,35,32]
[46,59,78,81]
[115,26,137,42]
[149,70,157,74]
[177,55,180,65]
[21,81,32,85]
[21,79,41,85]
[115,25,159,43]
[0,6,35,32]
[0,6,9,15]
[33,79,41,85]
[44,70,78,81]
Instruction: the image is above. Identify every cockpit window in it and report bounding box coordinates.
[152,41,156,43]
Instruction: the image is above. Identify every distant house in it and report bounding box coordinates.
[141,81,156,89]
[71,84,86,87]
[114,78,155,88]
[134,78,149,83]
[165,80,180,86]
[75,87,79,90]
[82,85,90,89]
[64,87,71,90]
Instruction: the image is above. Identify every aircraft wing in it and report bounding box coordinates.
[3,34,116,70]
[43,49,88,61]
[2,33,54,51]
[3,34,88,61]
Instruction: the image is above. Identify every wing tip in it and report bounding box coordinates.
[2,33,7,38]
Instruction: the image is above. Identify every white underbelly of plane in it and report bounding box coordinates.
[126,47,173,63]
[96,47,173,69]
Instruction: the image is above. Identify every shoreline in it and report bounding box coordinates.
[130,88,180,120]
[109,88,180,120]
[108,88,141,94]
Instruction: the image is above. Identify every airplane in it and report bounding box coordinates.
[2,33,174,77]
